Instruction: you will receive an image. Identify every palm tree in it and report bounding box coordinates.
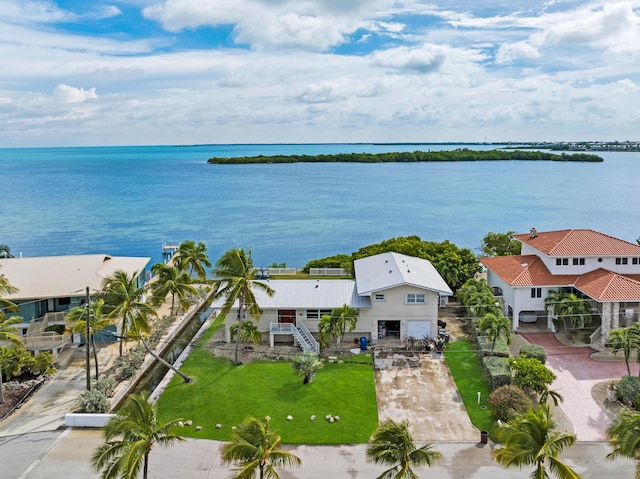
[173,240,211,280]
[0,315,23,403]
[0,244,13,258]
[545,289,592,337]
[291,352,323,384]
[606,408,640,478]
[150,263,197,317]
[492,404,580,479]
[92,391,185,479]
[366,418,442,479]
[606,325,640,377]
[66,299,114,380]
[230,320,263,346]
[318,304,358,352]
[0,266,19,314]
[212,248,274,365]
[477,312,511,355]
[102,269,157,357]
[221,415,301,479]
[539,387,564,406]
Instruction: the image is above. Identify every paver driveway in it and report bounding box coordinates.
[521,332,635,440]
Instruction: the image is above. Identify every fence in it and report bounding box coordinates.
[309,268,350,276]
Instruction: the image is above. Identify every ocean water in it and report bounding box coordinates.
[0,144,638,268]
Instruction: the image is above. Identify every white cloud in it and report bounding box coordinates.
[495,41,541,64]
[53,84,98,103]
[371,44,447,73]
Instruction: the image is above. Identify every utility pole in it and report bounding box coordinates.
[85,286,91,391]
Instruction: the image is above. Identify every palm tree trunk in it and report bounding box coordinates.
[170,293,176,317]
[140,338,191,383]
[234,294,245,365]
[91,334,100,380]
[143,453,149,479]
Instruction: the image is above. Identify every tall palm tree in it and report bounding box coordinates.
[66,299,114,380]
[366,418,442,479]
[0,315,23,403]
[606,408,640,478]
[291,352,323,384]
[150,263,197,317]
[212,248,274,365]
[173,240,211,280]
[230,320,263,346]
[92,392,185,479]
[221,416,301,479]
[492,404,580,479]
[102,269,157,357]
[318,304,358,352]
[477,312,511,355]
[545,289,592,336]
[606,325,640,377]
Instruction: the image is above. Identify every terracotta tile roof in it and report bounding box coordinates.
[514,229,640,256]
[575,269,640,301]
[480,255,578,287]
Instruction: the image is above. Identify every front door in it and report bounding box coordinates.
[278,309,296,325]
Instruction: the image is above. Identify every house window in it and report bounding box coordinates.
[405,293,426,304]
[306,309,332,320]
[530,288,542,298]
[374,293,385,302]
[634,258,639,265]
[572,258,585,266]
[555,258,569,266]
[616,257,629,265]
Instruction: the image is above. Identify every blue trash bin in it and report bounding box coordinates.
[359,336,368,351]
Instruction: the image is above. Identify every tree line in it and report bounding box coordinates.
[207,148,604,164]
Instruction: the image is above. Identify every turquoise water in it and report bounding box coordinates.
[0,144,638,267]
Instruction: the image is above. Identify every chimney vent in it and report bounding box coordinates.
[530,227,538,238]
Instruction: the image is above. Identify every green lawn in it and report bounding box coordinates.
[157,340,378,444]
[444,340,496,436]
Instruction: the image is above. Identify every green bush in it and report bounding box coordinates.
[519,343,547,364]
[483,356,511,389]
[488,385,531,422]
[29,351,55,375]
[617,375,640,405]
[76,389,110,413]
[509,355,556,394]
[477,336,510,358]
[93,376,117,397]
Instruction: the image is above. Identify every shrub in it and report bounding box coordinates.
[488,385,531,422]
[94,376,117,397]
[519,344,547,364]
[477,336,510,358]
[76,389,110,413]
[29,351,55,375]
[482,356,511,389]
[509,355,556,394]
[616,375,640,406]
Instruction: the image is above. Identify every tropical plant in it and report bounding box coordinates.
[221,415,302,479]
[173,240,211,280]
[230,320,263,346]
[0,315,24,403]
[317,304,358,352]
[607,408,640,477]
[0,266,19,315]
[539,387,564,406]
[291,352,323,384]
[508,355,557,395]
[480,231,522,257]
[545,289,592,336]
[488,384,531,422]
[477,313,511,355]
[492,404,580,479]
[92,392,185,479]
[212,248,274,365]
[0,244,14,258]
[66,299,114,380]
[616,375,640,405]
[102,269,158,357]
[366,418,442,479]
[149,262,197,317]
[606,325,640,377]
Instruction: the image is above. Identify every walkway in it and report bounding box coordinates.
[520,332,633,441]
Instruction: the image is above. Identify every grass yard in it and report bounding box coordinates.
[444,340,496,437]
[157,344,378,444]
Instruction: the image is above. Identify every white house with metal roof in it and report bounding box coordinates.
[0,254,150,352]
[480,228,640,344]
[217,252,453,351]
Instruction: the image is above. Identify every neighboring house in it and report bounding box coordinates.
[0,254,150,353]
[480,228,640,345]
[215,252,453,351]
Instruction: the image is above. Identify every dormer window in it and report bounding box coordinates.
[556,258,569,266]
[572,258,585,266]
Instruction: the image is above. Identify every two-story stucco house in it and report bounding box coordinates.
[216,252,453,352]
[480,228,640,345]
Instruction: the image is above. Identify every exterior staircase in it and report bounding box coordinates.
[292,321,320,354]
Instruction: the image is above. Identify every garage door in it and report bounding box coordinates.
[406,320,431,339]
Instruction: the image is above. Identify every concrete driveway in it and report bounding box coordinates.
[374,351,478,442]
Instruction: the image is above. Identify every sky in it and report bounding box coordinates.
[1,0,640,147]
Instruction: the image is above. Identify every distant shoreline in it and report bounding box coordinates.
[207,149,604,164]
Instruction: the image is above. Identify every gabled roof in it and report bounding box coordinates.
[480,255,578,287]
[575,269,640,302]
[211,280,370,310]
[0,254,150,300]
[353,252,453,296]
[514,229,640,256]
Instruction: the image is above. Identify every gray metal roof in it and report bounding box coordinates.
[0,254,150,300]
[354,252,453,296]
[211,279,371,310]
